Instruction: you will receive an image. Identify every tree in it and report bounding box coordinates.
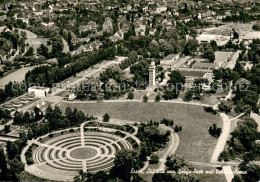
[86,171,109,182]
[127,91,134,100]
[103,113,110,122]
[184,90,193,101]
[155,94,161,102]
[252,23,260,31]
[24,47,34,57]
[9,157,24,174]
[218,100,232,113]
[37,44,49,58]
[163,70,185,99]
[3,123,10,133]
[233,30,239,39]
[110,150,137,181]
[209,123,222,138]
[143,95,148,102]
[45,105,53,120]
[183,39,198,55]
[128,51,138,64]
[152,173,173,182]
[203,49,215,62]
[174,125,182,133]
[166,155,188,172]
[218,151,229,162]
[149,155,159,164]
[53,106,62,118]
[65,107,72,123]
[34,107,42,121]
[200,43,215,62]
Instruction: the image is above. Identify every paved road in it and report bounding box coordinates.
[0,135,18,142]
[210,112,230,163]
[223,166,235,182]
[62,38,69,53]
[211,84,233,163]
[158,125,179,171]
[64,99,212,107]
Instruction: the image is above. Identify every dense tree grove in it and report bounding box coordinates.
[130,59,151,89]
[163,70,185,100]
[219,118,260,182]
[152,155,199,182]
[0,81,26,104]
[213,54,260,114]
[137,121,170,162]
[25,47,116,87]
[0,133,27,181]
[13,107,43,125]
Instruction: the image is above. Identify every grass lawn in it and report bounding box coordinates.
[0,66,36,88]
[192,165,226,182]
[61,102,222,163]
[18,171,51,181]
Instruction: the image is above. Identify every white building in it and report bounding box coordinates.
[149,62,156,87]
[160,54,180,70]
[28,86,50,98]
[196,34,230,46]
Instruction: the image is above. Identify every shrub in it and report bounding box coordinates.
[48,133,54,138]
[204,106,217,115]
[209,123,222,138]
[103,113,110,122]
[69,129,74,132]
[149,155,159,164]
[143,95,148,102]
[127,91,134,100]
[174,126,182,133]
[218,151,229,162]
[155,94,161,102]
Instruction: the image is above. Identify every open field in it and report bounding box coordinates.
[18,171,49,181]
[0,66,36,88]
[60,102,222,162]
[193,165,226,182]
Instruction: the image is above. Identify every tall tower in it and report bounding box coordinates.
[149,62,156,87]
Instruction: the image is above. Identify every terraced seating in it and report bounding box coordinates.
[28,128,136,181]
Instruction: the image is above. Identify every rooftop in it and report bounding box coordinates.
[193,62,217,69]
[161,54,179,61]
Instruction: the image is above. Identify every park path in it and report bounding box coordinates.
[158,125,180,170]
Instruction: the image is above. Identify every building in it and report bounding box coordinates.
[149,62,156,87]
[65,93,76,101]
[28,86,50,98]
[160,54,180,70]
[214,51,233,66]
[196,34,230,46]
[192,62,218,70]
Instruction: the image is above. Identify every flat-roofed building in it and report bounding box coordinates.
[196,34,230,46]
[192,62,218,70]
[28,86,50,98]
[160,54,180,70]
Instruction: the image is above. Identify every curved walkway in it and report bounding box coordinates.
[158,125,180,171]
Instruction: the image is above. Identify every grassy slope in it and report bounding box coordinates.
[61,102,222,163]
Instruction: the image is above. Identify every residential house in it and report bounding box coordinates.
[102,17,113,33]
[110,31,124,42]
[79,21,98,33]
[156,5,167,13]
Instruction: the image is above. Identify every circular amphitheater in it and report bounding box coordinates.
[26,129,135,181]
